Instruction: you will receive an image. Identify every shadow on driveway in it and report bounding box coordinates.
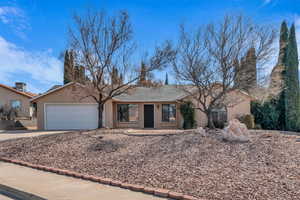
[0,184,46,200]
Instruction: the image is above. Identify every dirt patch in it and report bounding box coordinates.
[0,130,299,200]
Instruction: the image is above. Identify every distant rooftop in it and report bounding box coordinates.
[0,83,37,98]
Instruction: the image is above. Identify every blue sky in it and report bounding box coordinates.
[0,0,299,93]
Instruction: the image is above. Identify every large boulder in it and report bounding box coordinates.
[221,119,250,142]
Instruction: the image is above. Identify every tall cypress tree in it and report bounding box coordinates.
[138,62,147,86]
[165,73,169,85]
[63,50,73,84]
[276,21,289,130]
[278,21,289,65]
[284,24,300,131]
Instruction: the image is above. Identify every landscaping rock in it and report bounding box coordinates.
[89,139,123,153]
[194,127,207,136]
[221,119,250,143]
[1,130,299,200]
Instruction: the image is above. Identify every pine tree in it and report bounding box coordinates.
[138,62,147,85]
[234,47,257,91]
[111,67,119,85]
[284,24,300,131]
[165,73,169,85]
[271,21,289,130]
[278,21,289,65]
[63,50,75,84]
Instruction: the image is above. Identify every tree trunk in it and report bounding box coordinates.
[98,103,104,129]
[207,110,215,129]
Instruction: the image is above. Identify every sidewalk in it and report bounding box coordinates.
[0,162,164,200]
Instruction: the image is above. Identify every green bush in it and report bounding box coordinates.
[251,100,283,130]
[238,114,255,129]
[180,101,196,129]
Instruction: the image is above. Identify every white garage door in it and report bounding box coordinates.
[45,104,99,130]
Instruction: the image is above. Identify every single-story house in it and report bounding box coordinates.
[0,82,36,118]
[31,82,252,130]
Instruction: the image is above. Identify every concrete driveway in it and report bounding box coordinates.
[0,130,69,141]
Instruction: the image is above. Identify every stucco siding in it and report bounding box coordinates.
[184,90,251,127]
[227,96,251,120]
[0,87,32,118]
[35,84,113,130]
[113,102,181,129]
[34,83,251,130]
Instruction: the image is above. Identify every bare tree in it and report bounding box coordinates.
[68,10,175,128]
[172,14,276,128]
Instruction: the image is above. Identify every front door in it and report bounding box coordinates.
[144,105,154,128]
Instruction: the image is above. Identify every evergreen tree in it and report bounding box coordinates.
[252,21,300,131]
[111,67,119,85]
[278,21,289,65]
[284,24,300,131]
[277,21,289,130]
[63,50,75,84]
[165,73,169,85]
[138,62,147,85]
[63,50,70,84]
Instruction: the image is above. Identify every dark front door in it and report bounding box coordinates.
[144,105,154,128]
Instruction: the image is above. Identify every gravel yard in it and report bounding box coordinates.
[0,130,299,200]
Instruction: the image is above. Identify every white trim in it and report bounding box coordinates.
[44,103,98,130]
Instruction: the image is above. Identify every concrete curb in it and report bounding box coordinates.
[0,157,201,200]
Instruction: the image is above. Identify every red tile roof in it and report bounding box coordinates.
[0,83,37,98]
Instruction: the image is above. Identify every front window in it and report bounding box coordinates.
[211,106,227,128]
[117,104,138,122]
[11,100,21,109]
[162,104,176,122]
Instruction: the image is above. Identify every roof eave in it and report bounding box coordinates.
[0,84,35,98]
[30,82,82,102]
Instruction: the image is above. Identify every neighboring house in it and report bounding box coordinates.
[0,82,37,118]
[31,82,252,130]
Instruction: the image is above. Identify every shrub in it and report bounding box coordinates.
[238,114,255,129]
[180,101,196,129]
[0,105,18,120]
[251,100,282,130]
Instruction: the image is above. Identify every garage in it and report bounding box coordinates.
[45,104,99,130]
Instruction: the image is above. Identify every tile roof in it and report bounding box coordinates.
[0,83,37,98]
